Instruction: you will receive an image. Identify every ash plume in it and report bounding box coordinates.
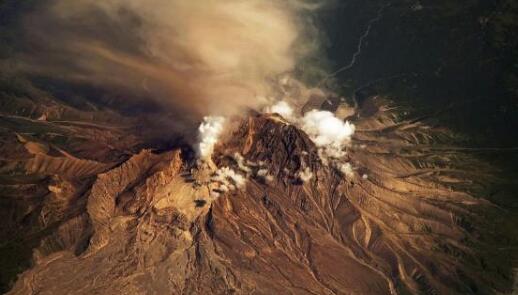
[17,0,321,119]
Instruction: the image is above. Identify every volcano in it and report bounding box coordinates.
[1,0,518,293]
[0,95,510,295]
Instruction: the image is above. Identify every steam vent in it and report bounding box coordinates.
[1,1,518,294]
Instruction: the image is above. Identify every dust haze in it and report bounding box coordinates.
[17,0,322,120]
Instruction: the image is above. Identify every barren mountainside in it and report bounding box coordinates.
[1,94,512,294]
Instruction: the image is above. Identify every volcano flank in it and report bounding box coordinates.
[1,97,509,295]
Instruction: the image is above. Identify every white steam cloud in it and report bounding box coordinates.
[266,101,295,120]
[233,153,252,174]
[197,116,226,159]
[211,167,247,197]
[338,162,355,178]
[265,100,356,160]
[301,110,355,146]
[214,167,246,188]
[300,110,356,159]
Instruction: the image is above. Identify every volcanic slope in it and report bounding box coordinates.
[4,99,512,295]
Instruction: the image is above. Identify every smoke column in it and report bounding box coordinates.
[197,116,226,159]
